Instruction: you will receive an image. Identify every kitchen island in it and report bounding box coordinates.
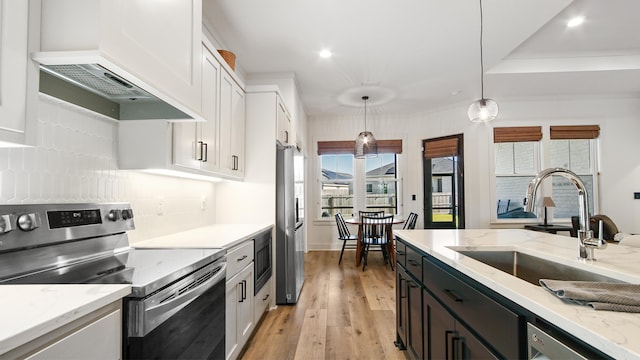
[394,229,640,359]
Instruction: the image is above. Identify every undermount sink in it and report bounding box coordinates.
[457,250,622,286]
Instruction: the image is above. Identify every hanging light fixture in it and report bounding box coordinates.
[354,95,378,158]
[468,0,498,123]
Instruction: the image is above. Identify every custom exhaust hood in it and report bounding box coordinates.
[33,52,199,121]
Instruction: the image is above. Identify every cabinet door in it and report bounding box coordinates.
[173,122,200,170]
[424,288,456,360]
[199,46,221,173]
[407,278,423,360]
[226,263,254,360]
[276,99,291,145]
[231,84,245,176]
[219,70,245,177]
[455,322,499,360]
[396,266,409,348]
[0,0,38,145]
[226,276,240,360]
[237,264,254,345]
[101,0,202,116]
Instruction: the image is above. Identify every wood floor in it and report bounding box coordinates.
[240,250,407,360]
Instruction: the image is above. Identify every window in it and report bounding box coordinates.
[493,127,542,220]
[317,140,403,219]
[365,153,398,215]
[320,154,353,218]
[493,125,599,222]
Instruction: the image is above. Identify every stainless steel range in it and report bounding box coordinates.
[0,203,226,360]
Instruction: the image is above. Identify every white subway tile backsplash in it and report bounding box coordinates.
[0,94,217,243]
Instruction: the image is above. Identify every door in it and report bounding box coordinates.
[422,134,465,229]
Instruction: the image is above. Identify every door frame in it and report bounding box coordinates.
[422,134,465,229]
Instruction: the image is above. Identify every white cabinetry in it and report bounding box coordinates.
[5,302,121,360]
[219,71,246,178]
[0,0,39,146]
[173,45,221,174]
[254,277,272,326]
[119,43,246,181]
[277,99,293,146]
[225,241,254,360]
[37,0,202,119]
[246,86,293,148]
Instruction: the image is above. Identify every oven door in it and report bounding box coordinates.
[124,260,226,360]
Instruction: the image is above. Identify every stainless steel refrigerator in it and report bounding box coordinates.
[276,145,305,304]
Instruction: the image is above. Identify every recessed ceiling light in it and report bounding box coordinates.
[319,49,332,59]
[567,16,585,28]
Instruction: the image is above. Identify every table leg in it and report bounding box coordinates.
[388,228,396,265]
[355,224,363,266]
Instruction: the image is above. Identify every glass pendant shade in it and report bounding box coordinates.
[355,131,378,158]
[467,98,499,123]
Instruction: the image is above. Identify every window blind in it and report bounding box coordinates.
[423,137,458,159]
[550,125,600,139]
[317,140,402,155]
[493,126,543,143]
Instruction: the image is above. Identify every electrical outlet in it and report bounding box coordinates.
[201,197,207,211]
[634,192,640,200]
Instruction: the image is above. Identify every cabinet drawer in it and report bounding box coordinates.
[254,278,272,325]
[405,245,423,282]
[395,240,406,268]
[227,241,254,277]
[423,255,521,359]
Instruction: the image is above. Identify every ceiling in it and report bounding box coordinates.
[203,0,640,117]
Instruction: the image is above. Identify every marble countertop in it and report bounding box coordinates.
[132,223,273,250]
[0,284,131,356]
[393,229,640,360]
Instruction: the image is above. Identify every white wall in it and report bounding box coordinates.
[307,96,640,250]
[0,94,217,243]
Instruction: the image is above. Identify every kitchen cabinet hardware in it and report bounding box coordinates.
[262,294,270,301]
[237,255,248,262]
[203,143,208,162]
[444,289,464,303]
[197,141,204,161]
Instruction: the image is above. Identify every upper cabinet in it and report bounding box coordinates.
[0,0,40,146]
[35,0,203,120]
[173,45,221,174]
[219,71,246,178]
[119,42,246,181]
[276,99,293,146]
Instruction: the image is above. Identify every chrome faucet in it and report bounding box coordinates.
[524,167,606,260]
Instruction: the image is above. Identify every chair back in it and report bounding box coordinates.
[359,210,384,223]
[335,213,352,239]
[361,215,393,245]
[403,212,418,230]
[497,199,510,215]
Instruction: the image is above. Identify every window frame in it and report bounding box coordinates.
[317,151,402,220]
[490,126,600,224]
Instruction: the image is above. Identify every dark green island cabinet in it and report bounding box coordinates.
[394,237,611,360]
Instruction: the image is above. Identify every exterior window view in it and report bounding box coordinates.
[495,137,597,221]
[321,153,398,217]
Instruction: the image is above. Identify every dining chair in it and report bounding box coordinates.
[358,210,384,222]
[335,213,358,265]
[403,212,418,230]
[360,215,394,271]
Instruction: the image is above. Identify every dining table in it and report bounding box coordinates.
[344,215,404,266]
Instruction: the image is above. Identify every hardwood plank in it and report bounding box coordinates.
[240,251,406,360]
[325,326,355,360]
[293,309,328,360]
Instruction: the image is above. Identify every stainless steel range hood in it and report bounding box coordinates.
[38,62,193,121]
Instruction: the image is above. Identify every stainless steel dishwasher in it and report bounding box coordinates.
[528,322,590,359]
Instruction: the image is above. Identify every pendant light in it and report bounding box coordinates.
[468,0,498,123]
[354,95,378,158]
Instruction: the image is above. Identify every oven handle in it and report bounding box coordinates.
[146,262,227,318]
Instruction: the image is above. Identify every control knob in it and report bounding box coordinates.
[107,209,121,222]
[17,213,40,231]
[0,214,15,234]
[121,209,133,220]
